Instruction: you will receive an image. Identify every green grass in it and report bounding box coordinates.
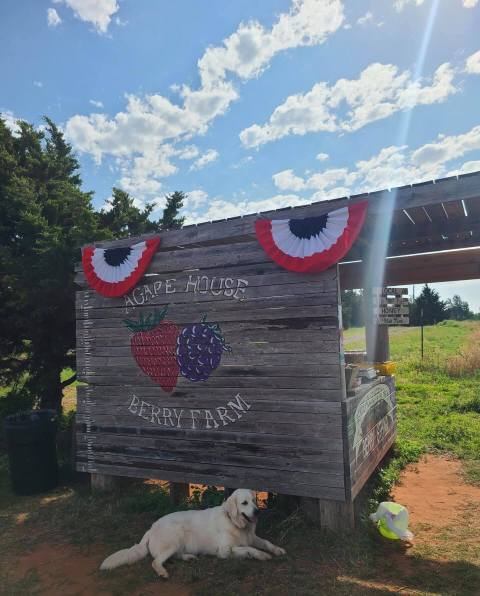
[345,320,480,488]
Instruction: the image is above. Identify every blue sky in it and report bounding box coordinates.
[2,0,480,309]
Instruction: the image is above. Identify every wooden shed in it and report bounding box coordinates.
[75,171,480,529]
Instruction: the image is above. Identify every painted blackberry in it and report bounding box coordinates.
[176,315,232,382]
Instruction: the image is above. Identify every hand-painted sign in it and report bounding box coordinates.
[350,380,396,465]
[128,392,251,430]
[373,287,409,326]
[124,307,232,393]
[124,275,249,308]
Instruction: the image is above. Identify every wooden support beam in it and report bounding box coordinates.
[169,482,189,506]
[91,473,119,491]
[364,287,390,363]
[300,497,354,531]
[340,247,480,290]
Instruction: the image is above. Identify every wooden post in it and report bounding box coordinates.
[300,497,354,531]
[169,482,189,506]
[364,286,390,363]
[276,494,300,514]
[91,473,120,491]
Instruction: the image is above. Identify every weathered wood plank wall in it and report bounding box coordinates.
[75,239,349,499]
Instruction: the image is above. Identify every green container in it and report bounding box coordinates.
[4,410,58,495]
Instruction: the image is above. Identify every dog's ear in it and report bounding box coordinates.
[223,493,245,529]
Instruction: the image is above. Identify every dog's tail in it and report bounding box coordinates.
[100,529,151,571]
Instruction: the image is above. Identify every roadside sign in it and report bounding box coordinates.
[373,287,410,325]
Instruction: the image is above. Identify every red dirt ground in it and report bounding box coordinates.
[393,454,480,529]
[13,542,190,596]
[6,455,480,595]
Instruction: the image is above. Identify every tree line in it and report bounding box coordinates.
[0,116,185,416]
[342,285,478,330]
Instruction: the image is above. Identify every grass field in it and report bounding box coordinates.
[344,320,480,488]
[0,321,479,594]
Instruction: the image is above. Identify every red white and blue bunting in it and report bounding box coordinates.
[82,237,160,297]
[255,201,367,273]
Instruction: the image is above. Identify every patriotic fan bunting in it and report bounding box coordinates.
[82,237,160,297]
[255,201,367,273]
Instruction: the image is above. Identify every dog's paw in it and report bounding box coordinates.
[252,550,272,561]
[152,560,169,579]
[272,546,286,556]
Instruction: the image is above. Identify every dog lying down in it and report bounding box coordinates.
[100,489,286,578]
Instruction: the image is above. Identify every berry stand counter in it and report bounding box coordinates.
[74,173,480,530]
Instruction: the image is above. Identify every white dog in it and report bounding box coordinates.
[100,489,286,578]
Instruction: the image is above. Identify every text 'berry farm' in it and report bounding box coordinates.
[128,393,252,430]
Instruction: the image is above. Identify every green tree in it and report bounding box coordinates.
[0,115,186,415]
[341,290,364,329]
[445,294,473,321]
[159,191,185,230]
[410,285,447,325]
[98,187,159,237]
[0,116,100,413]
[99,189,186,236]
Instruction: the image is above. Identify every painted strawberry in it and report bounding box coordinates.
[176,315,232,382]
[124,306,179,392]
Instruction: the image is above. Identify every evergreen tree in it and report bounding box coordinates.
[410,285,447,325]
[98,187,159,237]
[160,191,185,230]
[341,290,364,329]
[0,116,100,413]
[445,294,473,320]
[0,115,187,416]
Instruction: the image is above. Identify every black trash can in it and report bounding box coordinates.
[4,409,58,495]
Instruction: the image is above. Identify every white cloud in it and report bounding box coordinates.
[272,122,480,199]
[198,0,344,87]
[190,149,219,170]
[465,50,480,74]
[65,1,344,201]
[89,99,104,108]
[1,110,21,135]
[395,0,477,9]
[272,169,307,191]
[185,193,308,224]
[231,155,254,169]
[177,145,199,160]
[357,12,373,26]
[447,160,480,176]
[187,189,209,208]
[411,125,480,167]
[316,152,329,161]
[47,8,61,27]
[393,0,424,11]
[54,0,119,34]
[34,81,43,88]
[240,59,458,148]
